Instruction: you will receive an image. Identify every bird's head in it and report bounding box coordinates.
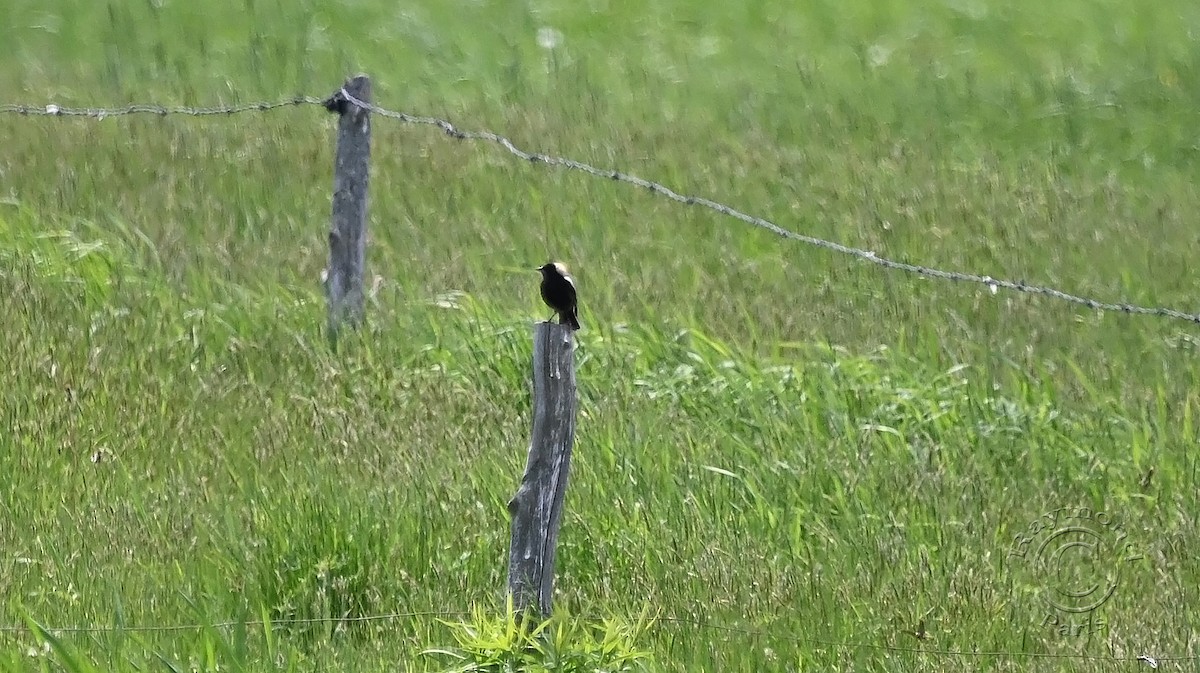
[536,261,568,277]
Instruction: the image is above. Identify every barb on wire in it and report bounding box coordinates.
[0,97,323,118]
[333,89,1200,327]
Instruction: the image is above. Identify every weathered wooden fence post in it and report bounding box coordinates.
[322,75,372,345]
[507,322,578,619]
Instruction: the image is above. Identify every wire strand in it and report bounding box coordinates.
[0,97,322,118]
[1,612,1187,665]
[2,91,1198,327]
[332,89,1200,326]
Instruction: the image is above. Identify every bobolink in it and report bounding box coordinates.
[536,261,581,331]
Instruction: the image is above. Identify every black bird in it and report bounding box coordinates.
[536,261,581,330]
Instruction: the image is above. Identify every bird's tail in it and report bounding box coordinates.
[565,309,581,331]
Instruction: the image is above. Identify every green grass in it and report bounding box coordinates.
[1,0,1199,670]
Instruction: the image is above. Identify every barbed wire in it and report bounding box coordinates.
[2,90,1199,327]
[0,610,464,634]
[661,622,1183,668]
[334,90,1200,327]
[0,611,1185,666]
[0,97,322,118]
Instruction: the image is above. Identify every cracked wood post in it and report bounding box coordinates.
[507,322,578,619]
[322,75,372,345]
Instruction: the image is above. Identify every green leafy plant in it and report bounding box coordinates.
[422,600,657,673]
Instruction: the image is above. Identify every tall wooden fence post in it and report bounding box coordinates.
[322,75,372,345]
[507,322,578,619]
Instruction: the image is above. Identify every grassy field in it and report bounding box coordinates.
[2,0,1199,670]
